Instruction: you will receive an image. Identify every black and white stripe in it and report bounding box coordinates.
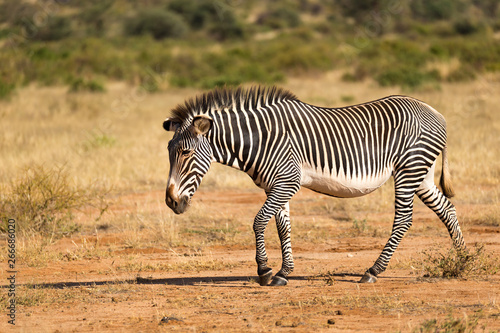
[163,86,465,285]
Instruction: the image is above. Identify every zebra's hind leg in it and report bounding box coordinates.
[269,202,294,286]
[416,172,465,250]
[360,172,420,283]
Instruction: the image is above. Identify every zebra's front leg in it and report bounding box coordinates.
[254,213,273,286]
[269,202,294,286]
[254,184,299,286]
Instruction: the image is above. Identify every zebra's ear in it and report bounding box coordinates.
[191,115,213,136]
[163,118,181,132]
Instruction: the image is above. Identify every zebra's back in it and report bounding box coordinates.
[279,96,447,197]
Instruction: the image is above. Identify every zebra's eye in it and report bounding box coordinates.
[181,149,192,156]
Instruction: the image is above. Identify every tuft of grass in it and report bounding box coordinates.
[413,312,481,333]
[421,244,500,279]
[352,218,368,235]
[0,164,108,237]
[314,271,336,285]
[81,132,116,152]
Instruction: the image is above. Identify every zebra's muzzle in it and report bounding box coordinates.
[165,185,190,214]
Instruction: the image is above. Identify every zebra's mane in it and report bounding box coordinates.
[170,85,297,122]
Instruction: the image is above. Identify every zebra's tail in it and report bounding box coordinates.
[440,145,455,198]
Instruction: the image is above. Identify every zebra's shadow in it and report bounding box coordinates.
[1,273,372,290]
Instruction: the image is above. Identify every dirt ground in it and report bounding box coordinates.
[2,188,500,332]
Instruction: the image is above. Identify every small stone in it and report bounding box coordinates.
[293,322,306,327]
[334,310,343,315]
[160,316,183,325]
[327,319,335,325]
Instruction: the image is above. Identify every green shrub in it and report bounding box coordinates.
[124,9,188,40]
[256,7,302,29]
[168,0,217,30]
[262,38,334,74]
[376,66,440,89]
[208,11,245,41]
[337,0,390,23]
[33,16,73,41]
[0,79,15,99]
[454,18,481,35]
[410,0,464,21]
[77,1,114,37]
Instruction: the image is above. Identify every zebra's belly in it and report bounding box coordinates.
[300,165,392,198]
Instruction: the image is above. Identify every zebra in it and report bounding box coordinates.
[163,86,465,286]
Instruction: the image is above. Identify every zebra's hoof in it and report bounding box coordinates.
[269,275,288,286]
[359,272,377,283]
[258,268,273,286]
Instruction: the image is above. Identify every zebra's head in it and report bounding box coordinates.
[163,115,213,214]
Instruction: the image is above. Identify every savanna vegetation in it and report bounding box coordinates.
[0,0,500,99]
[0,1,499,331]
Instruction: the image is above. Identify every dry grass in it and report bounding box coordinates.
[0,164,108,237]
[412,312,483,333]
[421,244,500,279]
[1,73,499,260]
[2,74,499,195]
[116,255,236,274]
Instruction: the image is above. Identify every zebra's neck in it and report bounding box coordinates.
[207,107,256,172]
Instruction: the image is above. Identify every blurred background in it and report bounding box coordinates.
[1,0,499,95]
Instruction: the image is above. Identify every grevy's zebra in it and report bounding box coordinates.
[163,86,465,286]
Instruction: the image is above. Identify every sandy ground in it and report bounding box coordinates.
[1,188,499,332]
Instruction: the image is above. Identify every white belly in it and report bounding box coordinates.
[300,164,392,198]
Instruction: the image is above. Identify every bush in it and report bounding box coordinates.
[377,67,440,89]
[262,38,334,74]
[124,9,188,40]
[410,0,464,21]
[338,0,390,23]
[454,18,481,35]
[256,7,302,29]
[0,165,108,237]
[208,11,245,41]
[0,79,15,99]
[421,244,499,279]
[33,16,73,41]
[168,0,217,30]
[77,1,114,37]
